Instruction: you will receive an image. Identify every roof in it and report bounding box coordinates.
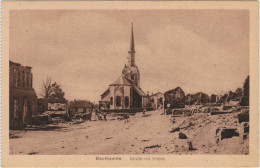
[133,85,146,97]
[109,75,132,86]
[99,95,110,102]
[151,92,164,96]
[100,88,109,97]
[71,100,93,108]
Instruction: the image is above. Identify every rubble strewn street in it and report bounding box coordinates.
[10,106,249,155]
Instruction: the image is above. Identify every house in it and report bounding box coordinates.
[69,100,93,117]
[99,24,148,112]
[149,92,164,110]
[9,61,37,129]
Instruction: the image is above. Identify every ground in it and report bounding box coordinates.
[10,110,248,155]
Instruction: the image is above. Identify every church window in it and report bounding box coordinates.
[116,96,121,107]
[125,96,129,107]
[110,97,113,105]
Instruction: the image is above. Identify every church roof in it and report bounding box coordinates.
[99,95,110,102]
[109,75,132,86]
[133,85,146,97]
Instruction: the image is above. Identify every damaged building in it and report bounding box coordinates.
[99,24,148,112]
[164,87,185,108]
[149,92,164,110]
[69,100,93,118]
[9,61,37,129]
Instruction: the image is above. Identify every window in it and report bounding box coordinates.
[110,97,113,105]
[13,99,19,117]
[17,72,21,86]
[22,71,25,87]
[13,69,18,86]
[26,73,29,87]
[31,74,33,88]
[116,96,121,107]
[125,96,129,107]
[131,75,135,80]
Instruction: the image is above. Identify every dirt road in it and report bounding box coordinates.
[10,110,174,155]
[10,110,248,155]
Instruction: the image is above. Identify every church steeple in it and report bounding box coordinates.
[123,23,140,87]
[128,23,135,66]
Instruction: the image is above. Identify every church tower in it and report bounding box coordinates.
[122,23,140,87]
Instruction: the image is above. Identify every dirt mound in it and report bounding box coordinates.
[170,110,249,154]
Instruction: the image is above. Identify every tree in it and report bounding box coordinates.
[240,76,249,106]
[39,77,65,99]
[39,76,52,98]
[49,82,65,99]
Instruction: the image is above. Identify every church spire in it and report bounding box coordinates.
[129,23,135,54]
[128,23,135,66]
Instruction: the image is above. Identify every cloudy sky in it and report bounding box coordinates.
[10,10,249,102]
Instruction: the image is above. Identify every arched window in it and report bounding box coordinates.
[125,96,129,107]
[116,96,121,107]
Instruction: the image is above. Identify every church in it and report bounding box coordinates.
[99,24,148,112]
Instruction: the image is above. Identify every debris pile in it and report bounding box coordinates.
[169,105,249,154]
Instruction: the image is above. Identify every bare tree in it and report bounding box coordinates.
[39,76,52,98]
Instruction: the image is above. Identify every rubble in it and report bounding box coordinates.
[170,127,180,133]
[144,145,161,149]
[188,141,195,151]
[237,109,249,123]
[179,132,188,139]
[216,127,239,140]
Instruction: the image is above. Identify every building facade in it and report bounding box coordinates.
[99,24,148,111]
[9,61,37,129]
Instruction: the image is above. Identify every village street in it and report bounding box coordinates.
[10,109,248,155]
[10,110,173,155]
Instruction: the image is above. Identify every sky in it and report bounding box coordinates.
[10,10,249,102]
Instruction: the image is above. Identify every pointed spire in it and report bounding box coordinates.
[129,23,135,54]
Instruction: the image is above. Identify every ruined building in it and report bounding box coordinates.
[164,87,185,108]
[9,61,37,129]
[99,24,148,112]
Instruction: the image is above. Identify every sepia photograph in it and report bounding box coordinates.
[1,1,259,167]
